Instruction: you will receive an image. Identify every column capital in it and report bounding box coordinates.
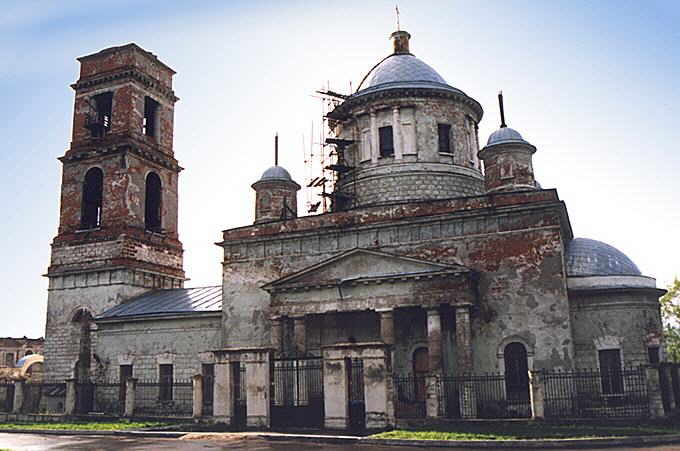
[426,306,441,316]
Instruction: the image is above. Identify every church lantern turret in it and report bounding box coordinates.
[252,135,301,224]
[478,93,538,193]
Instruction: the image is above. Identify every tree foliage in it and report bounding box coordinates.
[660,277,680,362]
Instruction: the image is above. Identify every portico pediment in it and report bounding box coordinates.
[262,248,470,293]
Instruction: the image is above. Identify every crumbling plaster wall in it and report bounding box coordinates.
[221,198,573,372]
[334,97,484,207]
[95,315,221,380]
[570,291,663,368]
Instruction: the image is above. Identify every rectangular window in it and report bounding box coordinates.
[159,364,173,401]
[5,353,14,367]
[598,349,623,394]
[648,346,660,364]
[438,123,451,153]
[143,96,160,138]
[379,126,394,158]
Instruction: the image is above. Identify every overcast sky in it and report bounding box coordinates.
[1,0,679,338]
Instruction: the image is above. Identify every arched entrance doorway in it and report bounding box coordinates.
[504,342,529,402]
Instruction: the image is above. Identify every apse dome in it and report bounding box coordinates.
[566,238,641,277]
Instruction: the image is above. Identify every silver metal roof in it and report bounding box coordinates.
[98,286,222,320]
[355,54,464,97]
[260,165,292,182]
[566,238,641,277]
[486,127,529,146]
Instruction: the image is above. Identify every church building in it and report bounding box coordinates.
[42,30,666,428]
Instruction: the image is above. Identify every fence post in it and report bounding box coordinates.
[425,375,440,419]
[65,378,77,415]
[192,374,203,418]
[460,380,477,419]
[662,364,676,411]
[645,366,665,418]
[213,362,233,424]
[124,377,136,417]
[529,370,545,420]
[12,380,23,414]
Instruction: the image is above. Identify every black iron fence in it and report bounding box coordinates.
[347,358,365,431]
[394,374,427,418]
[271,357,324,429]
[440,373,530,419]
[203,373,214,416]
[134,379,193,416]
[22,381,66,414]
[92,380,123,414]
[544,366,648,418]
[0,381,14,412]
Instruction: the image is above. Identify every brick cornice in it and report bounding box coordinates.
[71,66,178,102]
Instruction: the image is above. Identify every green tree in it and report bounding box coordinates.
[660,277,680,362]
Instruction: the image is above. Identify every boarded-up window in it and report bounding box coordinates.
[379,126,394,158]
[647,346,660,364]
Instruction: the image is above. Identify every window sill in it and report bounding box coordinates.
[76,227,101,233]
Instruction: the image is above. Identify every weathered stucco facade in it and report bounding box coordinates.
[41,30,667,427]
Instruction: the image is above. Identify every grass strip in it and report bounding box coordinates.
[370,422,680,441]
[0,420,170,431]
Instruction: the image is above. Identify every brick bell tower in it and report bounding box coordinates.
[43,44,185,380]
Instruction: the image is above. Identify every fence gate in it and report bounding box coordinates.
[75,379,94,414]
[347,358,365,432]
[232,363,246,428]
[271,357,324,429]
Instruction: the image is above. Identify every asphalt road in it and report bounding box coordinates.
[1,434,680,451]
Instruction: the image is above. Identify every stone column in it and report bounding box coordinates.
[245,350,271,428]
[323,350,349,430]
[378,309,394,346]
[213,362,233,424]
[65,378,77,415]
[12,380,23,414]
[425,375,440,419]
[646,366,665,418]
[370,111,378,163]
[192,374,203,418]
[426,308,442,374]
[271,317,283,356]
[455,305,473,374]
[392,107,403,160]
[124,377,136,417]
[529,370,545,420]
[293,316,306,356]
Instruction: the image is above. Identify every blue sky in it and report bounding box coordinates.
[1,1,679,338]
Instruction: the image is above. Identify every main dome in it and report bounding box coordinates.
[566,238,641,277]
[356,54,464,97]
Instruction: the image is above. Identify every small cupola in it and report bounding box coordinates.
[252,134,301,224]
[478,92,538,193]
[391,30,411,54]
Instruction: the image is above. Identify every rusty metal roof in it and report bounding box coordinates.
[98,286,222,320]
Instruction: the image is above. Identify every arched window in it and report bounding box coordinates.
[504,342,529,400]
[81,168,103,229]
[145,172,162,232]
